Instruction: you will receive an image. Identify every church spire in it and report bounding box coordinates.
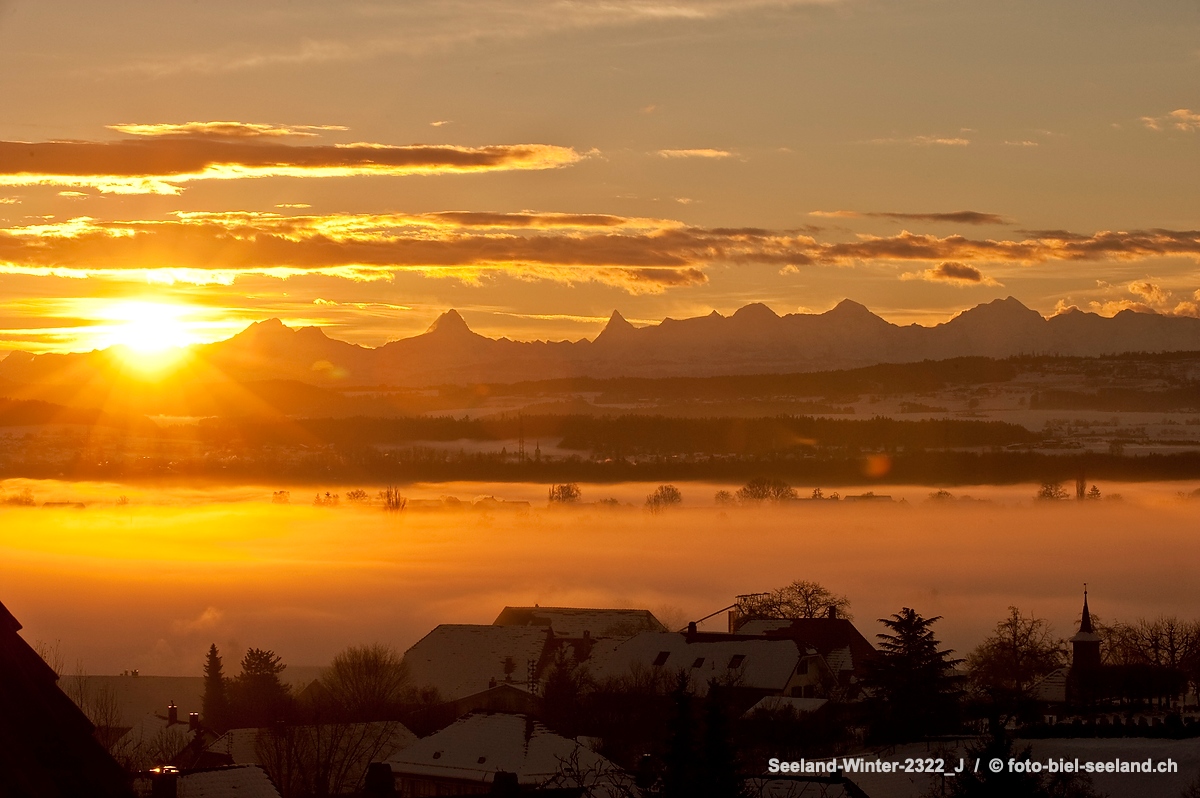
[1079,584,1093,634]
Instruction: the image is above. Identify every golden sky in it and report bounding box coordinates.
[0,0,1198,353]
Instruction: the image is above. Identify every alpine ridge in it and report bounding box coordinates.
[3,297,1200,388]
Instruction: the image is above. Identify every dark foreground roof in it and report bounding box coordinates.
[0,600,132,798]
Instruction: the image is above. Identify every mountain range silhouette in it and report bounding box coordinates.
[3,297,1200,388]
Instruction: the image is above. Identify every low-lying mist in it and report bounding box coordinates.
[2,478,1198,677]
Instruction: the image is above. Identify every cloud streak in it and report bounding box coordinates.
[102,1,841,77]
[107,121,349,139]
[2,212,1199,294]
[657,148,734,159]
[811,210,1009,225]
[865,135,970,147]
[0,129,584,194]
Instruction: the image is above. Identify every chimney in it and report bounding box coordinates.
[167,703,178,725]
[491,772,520,797]
[150,769,179,798]
[687,621,697,641]
[827,606,838,620]
[364,763,397,797]
[188,712,200,732]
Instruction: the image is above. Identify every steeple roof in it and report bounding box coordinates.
[1079,590,1094,634]
[1069,587,1101,644]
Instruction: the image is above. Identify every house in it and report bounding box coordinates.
[0,598,132,797]
[493,606,667,639]
[405,682,542,737]
[585,630,807,698]
[377,713,630,797]
[135,764,281,798]
[402,625,555,703]
[734,615,877,696]
[114,703,204,771]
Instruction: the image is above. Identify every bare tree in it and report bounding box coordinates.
[1035,482,1069,501]
[966,607,1066,698]
[645,484,682,514]
[318,643,411,721]
[378,486,406,512]
[549,483,582,503]
[257,721,412,798]
[1103,616,1200,671]
[736,478,797,504]
[62,661,125,753]
[736,580,852,623]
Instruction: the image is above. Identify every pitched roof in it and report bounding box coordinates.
[739,618,876,673]
[175,765,281,798]
[403,625,551,702]
[493,607,666,638]
[586,631,802,693]
[115,711,195,766]
[0,598,132,797]
[384,713,616,785]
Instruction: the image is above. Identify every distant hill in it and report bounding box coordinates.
[2,298,1200,396]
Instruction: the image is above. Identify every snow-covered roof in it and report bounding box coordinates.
[206,729,260,764]
[736,618,875,675]
[824,646,853,673]
[587,632,802,693]
[116,712,194,759]
[1032,668,1068,703]
[175,765,281,798]
[403,625,551,702]
[384,713,618,785]
[493,607,666,639]
[743,696,829,717]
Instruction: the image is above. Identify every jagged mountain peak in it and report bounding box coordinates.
[594,309,639,343]
[607,309,633,328]
[945,296,1044,328]
[231,318,293,341]
[425,309,473,335]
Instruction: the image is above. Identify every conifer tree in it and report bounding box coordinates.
[202,643,230,731]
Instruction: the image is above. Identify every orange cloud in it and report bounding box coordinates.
[656,148,734,159]
[0,129,585,194]
[866,135,970,146]
[2,213,1198,294]
[899,261,1002,286]
[1140,109,1200,132]
[811,210,1009,225]
[107,121,348,138]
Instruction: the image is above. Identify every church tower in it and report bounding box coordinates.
[1069,588,1102,673]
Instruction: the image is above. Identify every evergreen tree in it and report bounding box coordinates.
[863,607,964,743]
[201,643,230,731]
[228,648,293,727]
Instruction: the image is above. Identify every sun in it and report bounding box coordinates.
[94,301,200,362]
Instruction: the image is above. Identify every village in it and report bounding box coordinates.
[4,582,1200,798]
